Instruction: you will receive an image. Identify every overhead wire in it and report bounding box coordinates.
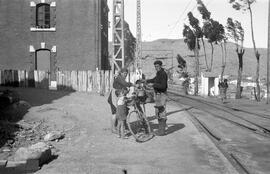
[166,0,214,39]
[183,0,213,22]
[167,0,194,37]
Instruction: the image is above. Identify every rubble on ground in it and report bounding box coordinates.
[44,131,65,142]
[0,89,63,168]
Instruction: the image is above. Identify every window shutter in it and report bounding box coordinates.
[30,6,35,28]
[37,5,45,28]
[50,5,56,28]
[44,5,50,28]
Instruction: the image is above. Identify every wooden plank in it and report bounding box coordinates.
[58,71,64,90]
[62,71,67,90]
[3,70,7,85]
[96,70,101,93]
[81,71,86,92]
[18,70,22,87]
[87,70,93,92]
[56,71,60,89]
[83,71,87,92]
[28,70,35,87]
[0,70,2,86]
[18,70,25,87]
[77,71,81,92]
[71,70,78,91]
[105,70,110,93]
[39,71,48,89]
[4,70,8,86]
[11,70,14,86]
[100,70,105,94]
[56,71,59,89]
[109,70,114,91]
[8,70,13,86]
[65,71,71,90]
[25,71,28,87]
[13,70,19,87]
[34,70,39,88]
[21,70,26,88]
[65,70,69,90]
[93,71,97,92]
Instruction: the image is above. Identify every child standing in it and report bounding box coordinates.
[116,88,129,139]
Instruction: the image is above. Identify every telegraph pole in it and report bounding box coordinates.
[136,0,142,70]
[267,0,270,104]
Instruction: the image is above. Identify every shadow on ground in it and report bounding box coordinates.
[147,109,187,122]
[0,86,75,149]
[145,109,186,136]
[149,122,185,136]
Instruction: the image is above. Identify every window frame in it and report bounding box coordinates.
[30,1,56,32]
[36,3,50,29]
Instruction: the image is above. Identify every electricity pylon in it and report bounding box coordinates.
[112,0,125,73]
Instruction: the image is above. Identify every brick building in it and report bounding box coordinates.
[0,0,109,81]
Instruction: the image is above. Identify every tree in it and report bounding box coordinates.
[124,21,136,67]
[176,54,187,71]
[203,19,225,72]
[197,0,211,71]
[176,54,190,95]
[226,17,245,99]
[217,25,226,82]
[229,0,261,101]
[183,12,201,96]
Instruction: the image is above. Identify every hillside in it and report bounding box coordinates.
[109,39,268,80]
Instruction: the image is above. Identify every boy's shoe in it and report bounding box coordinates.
[124,129,130,134]
[111,128,118,134]
[121,136,129,139]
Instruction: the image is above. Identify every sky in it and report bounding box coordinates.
[107,0,269,48]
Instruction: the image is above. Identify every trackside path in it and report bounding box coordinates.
[1,88,238,174]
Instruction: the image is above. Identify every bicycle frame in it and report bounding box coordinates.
[126,86,154,142]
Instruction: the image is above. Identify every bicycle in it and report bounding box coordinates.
[126,82,154,142]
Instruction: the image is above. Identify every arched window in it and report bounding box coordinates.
[36,3,50,28]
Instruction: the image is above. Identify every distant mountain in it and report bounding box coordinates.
[109,39,268,80]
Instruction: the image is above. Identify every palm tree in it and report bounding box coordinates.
[226,18,245,99]
[229,0,261,101]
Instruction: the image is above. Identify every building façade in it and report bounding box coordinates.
[0,0,109,81]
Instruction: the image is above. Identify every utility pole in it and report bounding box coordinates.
[267,0,270,104]
[112,0,125,73]
[136,0,142,70]
[194,36,199,96]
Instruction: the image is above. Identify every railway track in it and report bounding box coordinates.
[167,91,270,137]
[167,90,270,174]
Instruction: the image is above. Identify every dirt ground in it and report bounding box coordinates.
[0,87,240,174]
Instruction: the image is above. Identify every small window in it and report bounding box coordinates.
[36,3,50,28]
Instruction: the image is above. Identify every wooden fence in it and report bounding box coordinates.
[0,70,113,94]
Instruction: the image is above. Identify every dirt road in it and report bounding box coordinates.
[1,88,238,174]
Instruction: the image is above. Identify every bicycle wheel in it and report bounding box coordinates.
[127,110,153,142]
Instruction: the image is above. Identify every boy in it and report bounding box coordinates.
[116,88,129,139]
